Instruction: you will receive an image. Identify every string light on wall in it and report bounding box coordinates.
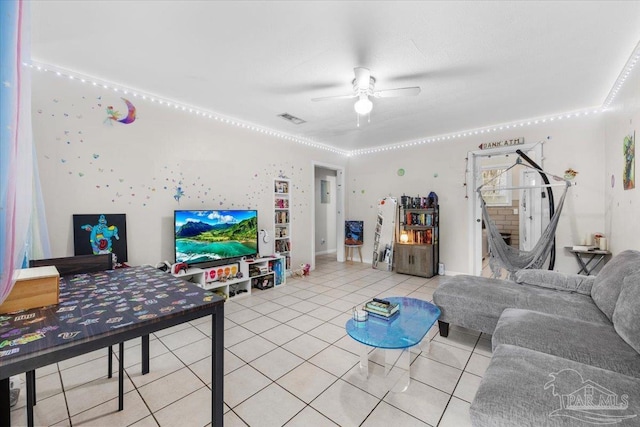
[602,40,640,109]
[24,60,349,156]
[350,106,604,156]
[25,37,639,159]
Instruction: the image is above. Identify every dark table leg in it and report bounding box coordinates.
[212,305,224,426]
[573,252,589,274]
[585,255,605,275]
[118,342,124,411]
[574,253,606,275]
[142,334,150,375]
[1,377,10,427]
[29,370,36,405]
[108,345,113,378]
[26,370,35,427]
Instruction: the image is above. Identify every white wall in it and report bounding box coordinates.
[32,71,347,267]
[604,64,640,253]
[346,118,606,274]
[33,70,619,274]
[314,167,337,254]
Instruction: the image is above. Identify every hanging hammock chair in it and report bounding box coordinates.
[477,162,571,279]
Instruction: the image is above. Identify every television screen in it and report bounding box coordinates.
[174,210,258,265]
[73,213,128,263]
[345,220,364,245]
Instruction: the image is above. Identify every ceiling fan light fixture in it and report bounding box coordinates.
[354,95,373,115]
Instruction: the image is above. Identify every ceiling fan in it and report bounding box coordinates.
[311,67,421,116]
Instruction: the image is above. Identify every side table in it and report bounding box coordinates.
[567,247,612,275]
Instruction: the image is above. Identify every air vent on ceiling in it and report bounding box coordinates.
[278,113,306,125]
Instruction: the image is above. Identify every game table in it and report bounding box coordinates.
[0,265,224,426]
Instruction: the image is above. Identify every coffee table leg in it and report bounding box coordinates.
[359,345,369,378]
[385,348,410,393]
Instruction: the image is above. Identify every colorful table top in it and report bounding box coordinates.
[0,265,222,365]
[345,297,440,349]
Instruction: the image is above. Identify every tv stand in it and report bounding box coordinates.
[171,256,286,299]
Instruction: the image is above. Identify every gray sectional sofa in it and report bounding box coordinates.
[432,250,640,426]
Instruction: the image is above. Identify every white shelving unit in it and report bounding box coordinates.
[171,256,286,299]
[274,178,292,271]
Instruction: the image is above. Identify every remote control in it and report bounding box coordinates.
[373,298,390,305]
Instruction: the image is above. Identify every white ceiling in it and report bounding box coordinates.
[31,1,640,152]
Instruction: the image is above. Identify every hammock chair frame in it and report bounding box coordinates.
[476,152,572,278]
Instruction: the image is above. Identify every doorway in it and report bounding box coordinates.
[467,143,544,276]
[312,163,345,269]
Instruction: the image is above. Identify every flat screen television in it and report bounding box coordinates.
[174,210,258,265]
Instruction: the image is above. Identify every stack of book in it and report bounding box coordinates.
[364,298,399,319]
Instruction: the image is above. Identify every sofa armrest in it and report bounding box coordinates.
[514,269,594,295]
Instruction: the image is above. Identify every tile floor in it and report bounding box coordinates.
[9,255,491,426]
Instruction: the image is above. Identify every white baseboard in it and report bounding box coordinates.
[315,249,337,256]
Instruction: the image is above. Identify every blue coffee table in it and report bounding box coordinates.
[346,297,441,391]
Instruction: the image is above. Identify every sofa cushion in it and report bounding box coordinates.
[470,344,640,427]
[514,269,594,295]
[493,308,640,377]
[433,275,609,334]
[591,249,640,321]
[613,273,640,354]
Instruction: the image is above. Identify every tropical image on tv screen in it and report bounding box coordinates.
[175,210,258,264]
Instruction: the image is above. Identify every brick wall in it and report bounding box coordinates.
[485,200,520,248]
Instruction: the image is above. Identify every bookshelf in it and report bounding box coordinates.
[396,194,439,277]
[274,178,291,271]
[170,256,286,299]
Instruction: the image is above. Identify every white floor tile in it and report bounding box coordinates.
[282,333,330,359]
[234,383,305,426]
[277,362,338,403]
[250,347,304,380]
[309,345,359,377]
[70,390,151,426]
[284,406,338,426]
[465,353,492,377]
[260,323,303,346]
[439,397,473,427]
[223,364,272,408]
[453,372,483,403]
[307,322,347,344]
[410,356,462,394]
[423,340,472,370]
[228,335,277,363]
[311,379,380,427]
[383,380,450,426]
[153,386,213,427]
[361,401,428,427]
[137,367,204,412]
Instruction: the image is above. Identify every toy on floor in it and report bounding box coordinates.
[292,263,311,277]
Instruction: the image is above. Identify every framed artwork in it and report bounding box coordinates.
[345,220,364,245]
[623,132,635,190]
[73,214,128,262]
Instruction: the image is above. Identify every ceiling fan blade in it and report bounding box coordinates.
[373,87,421,98]
[311,93,357,102]
[353,67,371,90]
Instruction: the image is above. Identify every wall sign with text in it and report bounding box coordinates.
[479,137,525,150]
